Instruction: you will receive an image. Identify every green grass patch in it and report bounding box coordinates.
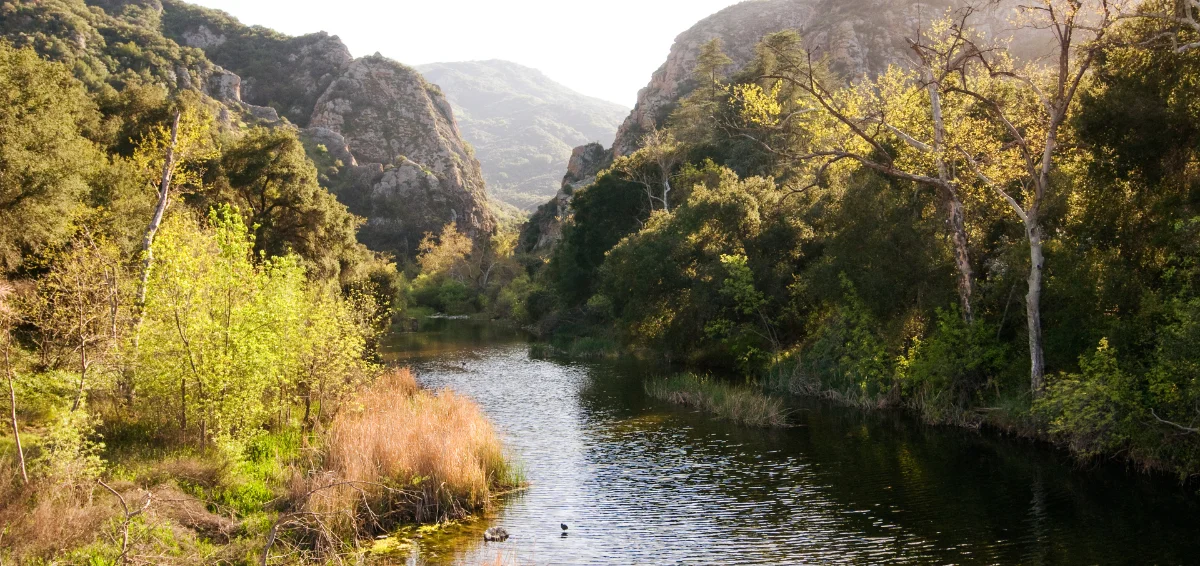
[646,374,789,428]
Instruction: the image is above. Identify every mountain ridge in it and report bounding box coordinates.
[417,59,627,210]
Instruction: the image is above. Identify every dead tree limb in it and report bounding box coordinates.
[98,480,153,565]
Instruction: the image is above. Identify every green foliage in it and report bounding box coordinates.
[549,171,651,306]
[0,0,216,93]
[0,43,102,270]
[645,373,787,427]
[1036,340,1142,458]
[599,166,801,370]
[213,127,372,284]
[898,308,1008,421]
[796,280,894,404]
[136,207,375,443]
[30,405,106,488]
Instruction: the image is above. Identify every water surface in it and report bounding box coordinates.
[383,320,1200,565]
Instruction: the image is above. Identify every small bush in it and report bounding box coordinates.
[1036,339,1141,458]
[796,292,894,405]
[898,308,1007,422]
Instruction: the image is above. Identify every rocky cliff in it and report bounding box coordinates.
[525,0,1035,253]
[309,55,493,252]
[518,142,611,254]
[613,0,1031,157]
[162,0,353,125]
[157,1,494,256]
[417,60,628,210]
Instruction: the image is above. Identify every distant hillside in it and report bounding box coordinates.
[418,60,628,210]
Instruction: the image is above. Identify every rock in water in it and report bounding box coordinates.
[483,527,510,542]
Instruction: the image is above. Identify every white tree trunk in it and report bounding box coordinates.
[1025,220,1046,393]
[135,113,182,315]
[948,195,974,322]
[4,343,26,484]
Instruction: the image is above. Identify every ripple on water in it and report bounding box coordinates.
[383,331,1200,566]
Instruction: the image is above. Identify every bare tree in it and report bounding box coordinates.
[97,480,153,565]
[738,21,983,322]
[1176,0,1200,51]
[135,112,181,324]
[1126,0,1200,52]
[615,128,684,213]
[0,280,27,483]
[951,0,1122,393]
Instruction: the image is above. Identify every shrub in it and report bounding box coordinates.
[436,279,474,315]
[1036,339,1141,458]
[898,308,1007,422]
[796,284,894,405]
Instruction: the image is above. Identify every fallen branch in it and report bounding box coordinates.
[98,480,153,565]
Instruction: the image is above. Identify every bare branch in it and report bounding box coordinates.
[958,148,1030,222]
[98,480,153,565]
[1151,408,1200,434]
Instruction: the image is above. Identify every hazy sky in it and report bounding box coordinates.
[187,0,746,107]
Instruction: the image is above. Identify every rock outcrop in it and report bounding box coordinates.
[159,1,495,257]
[518,143,611,254]
[309,55,494,251]
[612,0,1032,157]
[163,1,353,125]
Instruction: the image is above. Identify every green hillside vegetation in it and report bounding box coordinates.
[508,4,1200,480]
[160,0,350,125]
[419,60,628,209]
[0,1,515,561]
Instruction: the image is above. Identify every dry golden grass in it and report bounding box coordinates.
[296,367,518,541]
[0,458,115,561]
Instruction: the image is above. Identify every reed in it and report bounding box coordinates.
[646,374,789,428]
[300,368,520,538]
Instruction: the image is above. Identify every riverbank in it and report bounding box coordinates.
[0,367,522,564]
[390,323,1200,564]
[529,336,1200,488]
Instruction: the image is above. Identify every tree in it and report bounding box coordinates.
[548,172,651,306]
[0,279,27,483]
[614,128,684,212]
[28,233,129,412]
[0,43,102,272]
[695,38,734,99]
[1129,0,1200,52]
[417,223,475,284]
[734,25,981,322]
[131,105,219,318]
[137,208,305,443]
[216,127,370,284]
[949,0,1122,392]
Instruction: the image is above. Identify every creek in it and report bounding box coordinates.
[381,319,1200,565]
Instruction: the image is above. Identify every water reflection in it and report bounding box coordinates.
[382,320,1200,565]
